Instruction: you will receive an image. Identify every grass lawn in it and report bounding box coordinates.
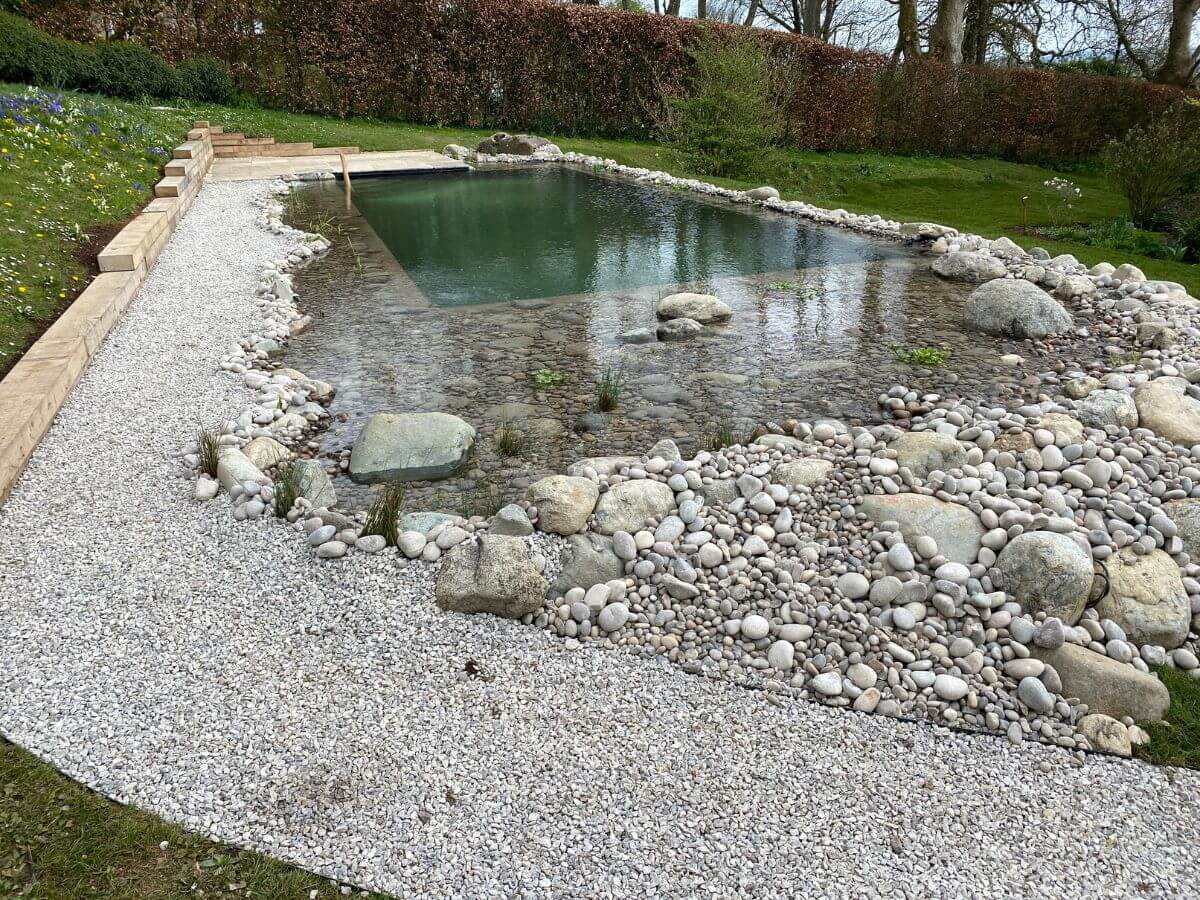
[1137,667,1200,769]
[0,738,385,899]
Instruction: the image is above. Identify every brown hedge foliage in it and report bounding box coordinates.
[21,0,1195,163]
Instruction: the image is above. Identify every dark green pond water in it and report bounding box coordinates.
[349,166,903,306]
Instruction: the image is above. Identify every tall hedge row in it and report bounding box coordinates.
[0,11,235,102]
[20,0,1197,162]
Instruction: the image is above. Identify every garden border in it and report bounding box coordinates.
[0,121,215,506]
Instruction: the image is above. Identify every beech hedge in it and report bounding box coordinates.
[21,0,1195,162]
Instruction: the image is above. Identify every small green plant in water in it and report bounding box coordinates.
[702,421,739,451]
[272,461,301,518]
[197,425,220,478]
[361,481,406,547]
[894,346,949,367]
[1109,350,1141,367]
[460,476,504,519]
[531,368,567,388]
[496,422,525,456]
[595,367,622,412]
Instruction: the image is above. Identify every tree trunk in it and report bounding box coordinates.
[962,0,991,65]
[743,0,760,25]
[665,0,681,15]
[894,0,921,61]
[697,0,707,18]
[929,0,966,64]
[1155,0,1199,85]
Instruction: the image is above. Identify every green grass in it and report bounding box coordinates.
[0,737,386,898]
[1136,666,1200,769]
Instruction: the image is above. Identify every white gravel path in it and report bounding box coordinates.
[2,179,1199,899]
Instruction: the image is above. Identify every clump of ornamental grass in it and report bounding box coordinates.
[197,425,220,478]
[702,421,739,451]
[595,367,622,412]
[496,422,525,456]
[272,461,301,517]
[361,481,406,547]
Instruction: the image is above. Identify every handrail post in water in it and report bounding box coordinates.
[340,152,352,210]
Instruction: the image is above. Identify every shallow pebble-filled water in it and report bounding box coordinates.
[282,174,1108,511]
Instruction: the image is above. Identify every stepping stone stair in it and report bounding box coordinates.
[207,123,359,158]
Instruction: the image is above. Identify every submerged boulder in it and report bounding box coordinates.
[931,251,1007,283]
[435,535,547,618]
[655,292,732,324]
[964,279,1072,338]
[349,412,475,484]
[656,317,705,341]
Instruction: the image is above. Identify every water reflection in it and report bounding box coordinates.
[349,167,903,307]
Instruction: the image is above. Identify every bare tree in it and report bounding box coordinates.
[1157,0,1198,84]
[929,0,966,61]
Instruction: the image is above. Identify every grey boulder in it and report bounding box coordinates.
[656,317,705,341]
[527,475,599,535]
[593,480,676,534]
[1029,643,1170,723]
[291,459,337,509]
[1096,547,1190,649]
[1074,390,1139,430]
[655,292,732,324]
[434,535,546,618]
[889,431,967,478]
[994,531,1094,624]
[552,533,624,596]
[859,494,984,565]
[931,251,1007,283]
[1134,377,1200,446]
[964,279,1072,338]
[349,412,475,484]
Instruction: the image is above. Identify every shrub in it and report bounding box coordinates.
[661,30,783,179]
[1103,101,1200,229]
[175,56,235,103]
[92,41,179,99]
[1178,218,1200,263]
[0,10,95,88]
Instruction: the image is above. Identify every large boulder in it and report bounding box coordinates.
[931,251,1007,283]
[349,412,475,484]
[434,535,546,618]
[527,475,599,535]
[889,431,967,478]
[1164,499,1200,560]
[1134,377,1200,447]
[859,494,984,565]
[994,532,1094,624]
[216,449,269,493]
[746,185,780,201]
[593,480,676,535]
[242,436,293,470]
[964,279,1072,339]
[1074,390,1138,431]
[551,533,624,595]
[773,458,834,489]
[1037,413,1085,445]
[292,459,337,509]
[655,292,731,324]
[477,132,560,156]
[1095,547,1190,649]
[1029,643,1170,723]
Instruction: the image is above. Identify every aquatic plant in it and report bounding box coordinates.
[361,481,406,546]
[702,421,739,451]
[531,368,567,388]
[595,367,622,412]
[894,346,949,367]
[496,422,525,456]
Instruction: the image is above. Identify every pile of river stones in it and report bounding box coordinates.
[187,166,1200,759]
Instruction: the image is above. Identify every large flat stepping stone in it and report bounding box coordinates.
[349,412,475,484]
[859,494,984,565]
